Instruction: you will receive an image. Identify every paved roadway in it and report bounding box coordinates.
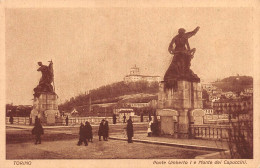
[6,138,210,159]
[6,123,148,144]
[6,123,213,159]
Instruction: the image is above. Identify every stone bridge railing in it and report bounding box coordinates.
[190,123,251,141]
[6,116,150,126]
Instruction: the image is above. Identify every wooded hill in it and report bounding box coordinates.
[58,75,253,113]
[58,81,159,112]
[212,75,253,93]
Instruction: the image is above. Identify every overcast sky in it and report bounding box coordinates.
[5,8,253,105]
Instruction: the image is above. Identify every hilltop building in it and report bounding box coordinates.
[124,65,160,83]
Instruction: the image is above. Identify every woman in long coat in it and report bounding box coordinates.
[85,121,93,142]
[32,120,44,145]
[77,123,88,146]
[103,120,109,141]
[98,119,105,141]
[126,119,134,143]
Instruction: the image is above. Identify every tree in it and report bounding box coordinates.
[58,80,159,115]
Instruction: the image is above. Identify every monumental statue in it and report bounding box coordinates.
[31,60,60,125]
[156,26,203,138]
[164,26,200,89]
[33,61,54,97]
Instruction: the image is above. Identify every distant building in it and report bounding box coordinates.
[124,65,160,83]
[212,88,222,94]
[113,108,133,115]
[241,88,253,97]
[71,108,79,116]
[201,83,214,91]
[202,82,222,105]
[209,94,221,102]
[244,88,253,94]
[212,97,253,117]
[113,108,135,121]
[125,103,149,108]
[222,91,237,98]
[203,109,214,115]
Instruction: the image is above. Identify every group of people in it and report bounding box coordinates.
[77,121,93,146]
[31,116,157,146]
[98,119,109,141]
[78,119,109,146]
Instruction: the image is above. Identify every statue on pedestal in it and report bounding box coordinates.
[31,60,59,125]
[33,61,54,97]
[164,26,200,88]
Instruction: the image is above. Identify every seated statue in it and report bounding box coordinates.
[164,27,200,89]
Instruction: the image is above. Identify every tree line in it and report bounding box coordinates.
[213,76,253,93]
[59,81,159,112]
[6,104,32,117]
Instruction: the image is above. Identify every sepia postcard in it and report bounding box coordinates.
[1,0,260,168]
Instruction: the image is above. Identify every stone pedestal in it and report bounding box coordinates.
[30,92,59,125]
[191,109,205,125]
[157,109,178,137]
[158,80,202,109]
[157,80,203,138]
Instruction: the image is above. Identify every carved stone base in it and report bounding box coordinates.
[158,80,203,109]
[30,92,59,125]
[157,80,203,139]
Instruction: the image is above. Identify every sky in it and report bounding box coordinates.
[5,8,254,105]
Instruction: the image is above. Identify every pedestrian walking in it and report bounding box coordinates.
[147,120,153,137]
[32,119,44,145]
[126,118,134,143]
[65,116,69,126]
[77,123,88,146]
[35,116,39,125]
[85,121,93,143]
[140,113,143,122]
[9,115,14,124]
[113,114,117,124]
[149,113,152,121]
[123,114,126,123]
[29,117,32,125]
[103,120,109,141]
[98,119,105,141]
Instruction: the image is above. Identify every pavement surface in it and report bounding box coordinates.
[6,138,211,159]
[109,133,228,151]
[6,124,228,159]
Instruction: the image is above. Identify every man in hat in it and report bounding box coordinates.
[103,119,109,141]
[85,121,93,143]
[113,114,117,124]
[123,114,126,123]
[77,123,88,146]
[98,119,105,141]
[126,117,134,143]
[32,119,44,145]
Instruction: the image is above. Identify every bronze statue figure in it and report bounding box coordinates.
[33,61,54,97]
[164,27,200,88]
